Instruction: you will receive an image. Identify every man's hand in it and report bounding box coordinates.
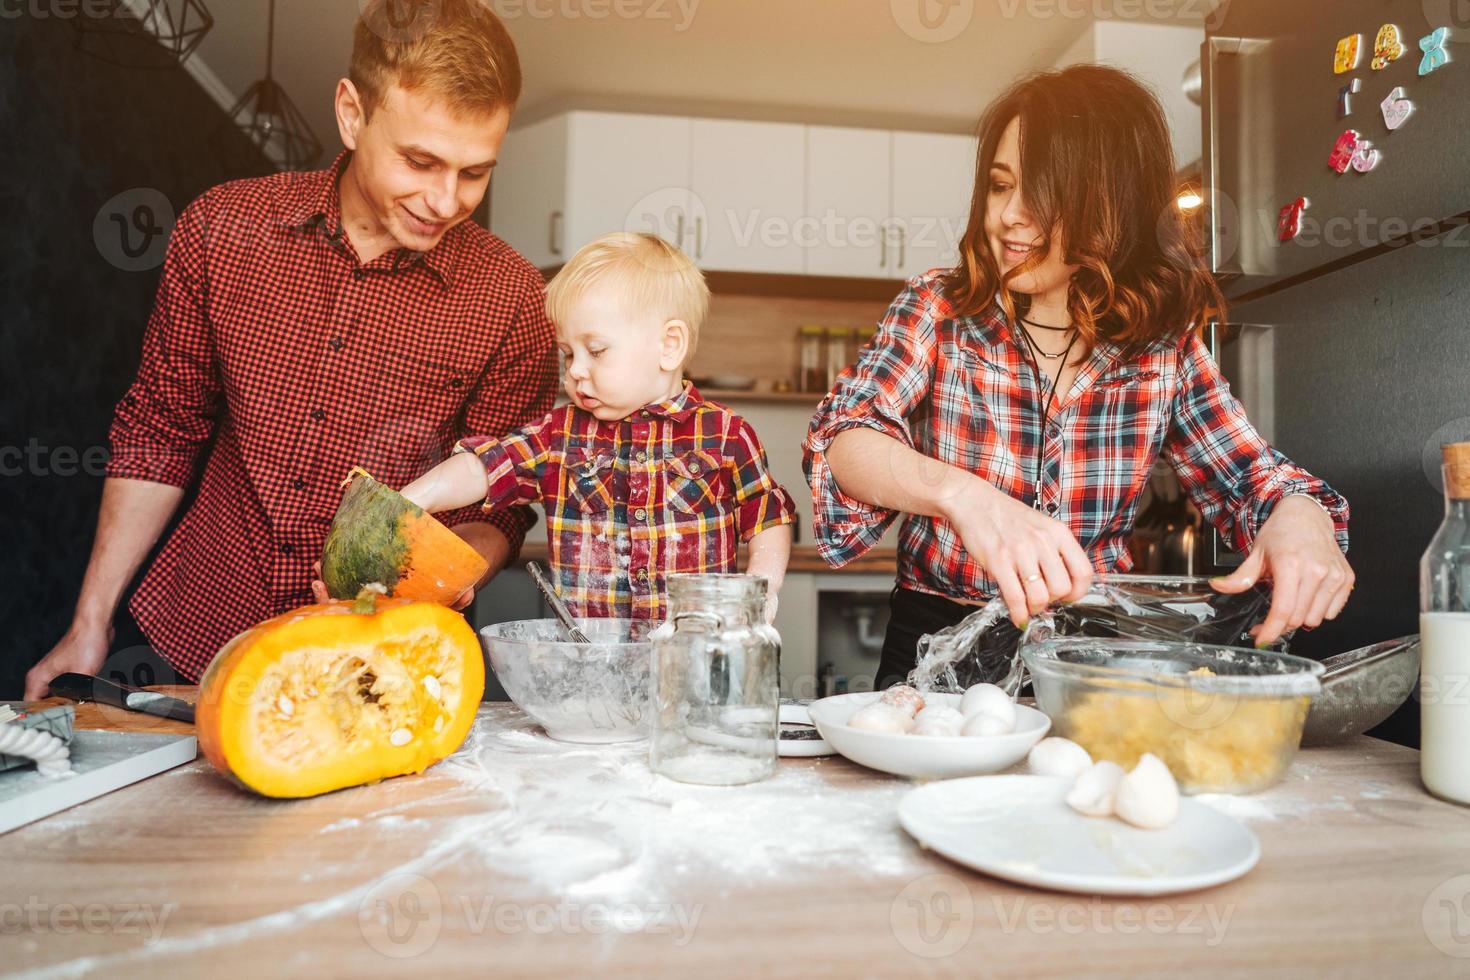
[25,624,113,701]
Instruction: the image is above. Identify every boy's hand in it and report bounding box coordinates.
[762,592,779,624]
[310,560,330,603]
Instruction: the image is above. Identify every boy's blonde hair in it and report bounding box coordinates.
[351,0,521,119]
[545,233,710,367]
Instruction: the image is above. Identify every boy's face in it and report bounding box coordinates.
[336,80,510,253]
[556,281,686,421]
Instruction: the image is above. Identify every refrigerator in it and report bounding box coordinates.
[1202,0,1470,745]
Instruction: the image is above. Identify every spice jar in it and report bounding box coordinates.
[825,326,854,389]
[799,325,826,393]
[650,574,781,785]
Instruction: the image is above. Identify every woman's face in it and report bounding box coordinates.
[984,116,1078,301]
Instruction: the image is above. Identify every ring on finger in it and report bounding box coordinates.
[1024,573,1042,583]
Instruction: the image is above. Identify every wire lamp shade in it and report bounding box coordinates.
[72,0,214,69]
[219,0,322,172]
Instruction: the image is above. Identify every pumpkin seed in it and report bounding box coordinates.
[423,675,442,699]
[390,728,412,746]
[277,695,294,717]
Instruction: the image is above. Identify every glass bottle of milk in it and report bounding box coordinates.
[1420,442,1470,805]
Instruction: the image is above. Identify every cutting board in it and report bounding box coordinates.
[0,724,197,834]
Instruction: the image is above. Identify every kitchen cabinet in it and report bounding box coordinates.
[890,131,977,279]
[488,113,566,269]
[690,119,806,273]
[802,125,893,277]
[491,111,976,280]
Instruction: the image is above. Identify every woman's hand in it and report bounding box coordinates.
[941,477,1094,626]
[1210,495,1353,646]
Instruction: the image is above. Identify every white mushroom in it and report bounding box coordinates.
[1027,737,1093,780]
[959,683,1016,729]
[1114,753,1181,830]
[912,706,965,737]
[847,703,915,734]
[1066,760,1126,817]
[960,712,1012,737]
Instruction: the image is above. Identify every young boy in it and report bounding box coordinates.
[400,232,795,621]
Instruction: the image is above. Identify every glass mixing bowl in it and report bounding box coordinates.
[1021,638,1325,794]
[479,619,653,743]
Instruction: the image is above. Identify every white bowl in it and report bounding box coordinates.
[807,692,1050,779]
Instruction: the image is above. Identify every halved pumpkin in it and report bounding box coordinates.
[196,589,485,798]
[320,467,489,605]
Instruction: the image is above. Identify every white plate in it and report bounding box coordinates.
[778,702,833,758]
[807,692,1049,779]
[898,775,1260,896]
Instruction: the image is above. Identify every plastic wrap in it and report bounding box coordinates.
[908,574,1286,694]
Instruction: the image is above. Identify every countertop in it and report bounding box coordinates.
[5,690,1469,976]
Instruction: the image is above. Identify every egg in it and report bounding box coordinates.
[960,711,1012,737]
[959,684,1015,729]
[1066,760,1125,817]
[1027,737,1093,780]
[1114,753,1181,830]
[912,705,965,737]
[847,703,915,734]
[879,684,925,718]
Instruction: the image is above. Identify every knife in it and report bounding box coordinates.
[48,673,196,724]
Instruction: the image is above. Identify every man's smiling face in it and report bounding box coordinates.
[339,82,511,253]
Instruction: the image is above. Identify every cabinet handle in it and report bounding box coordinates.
[898,226,906,269]
[695,216,704,258]
[549,211,563,257]
[879,228,887,269]
[675,211,686,249]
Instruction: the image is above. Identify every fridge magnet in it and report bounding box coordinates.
[1381,87,1414,130]
[1334,34,1362,74]
[1277,197,1310,241]
[1338,78,1360,117]
[1419,28,1451,75]
[1372,24,1405,70]
[1350,139,1381,173]
[1328,129,1361,172]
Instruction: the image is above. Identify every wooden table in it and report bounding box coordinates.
[5,689,1469,977]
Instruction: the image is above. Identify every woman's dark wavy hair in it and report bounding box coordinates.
[941,64,1224,352]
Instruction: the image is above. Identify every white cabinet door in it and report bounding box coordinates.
[803,126,893,278]
[565,111,693,257]
[489,114,567,269]
[689,119,806,274]
[891,131,978,280]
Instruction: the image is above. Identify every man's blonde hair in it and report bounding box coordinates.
[351,0,521,119]
[545,233,710,366]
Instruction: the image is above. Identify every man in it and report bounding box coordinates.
[25,0,555,697]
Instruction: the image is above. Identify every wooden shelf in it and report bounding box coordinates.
[515,540,897,576]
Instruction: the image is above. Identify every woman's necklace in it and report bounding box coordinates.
[1016,319,1080,510]
[1016,320,1074,359]
[1020,315,1070,332]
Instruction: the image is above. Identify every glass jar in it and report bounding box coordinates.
[825,326,853,389]
[798,325,826,393]
[650,574,781,785]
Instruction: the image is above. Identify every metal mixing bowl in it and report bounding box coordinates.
[479,619,653,743]
[1300,635,1420,746]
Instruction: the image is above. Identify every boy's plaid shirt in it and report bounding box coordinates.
[459,383,795,618]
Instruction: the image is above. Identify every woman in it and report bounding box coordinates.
[804,65,1352,688]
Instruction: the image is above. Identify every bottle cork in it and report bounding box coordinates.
[1442,443,1470,499]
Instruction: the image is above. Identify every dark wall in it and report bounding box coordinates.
[0,13,270,698]
[1231,231,1470,746]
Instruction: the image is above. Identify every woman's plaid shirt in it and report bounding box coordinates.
[804,273,1349,600]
